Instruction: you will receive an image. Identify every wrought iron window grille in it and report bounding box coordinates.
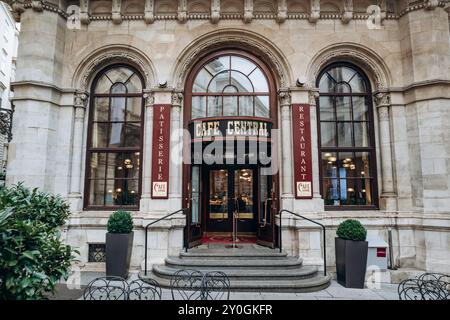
[88,243,106,263]
[0,106,14,143]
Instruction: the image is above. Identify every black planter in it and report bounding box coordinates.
[335,237,368,288]
[106,232,134,279]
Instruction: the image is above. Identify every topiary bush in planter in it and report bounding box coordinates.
[335,219,368,289]
[107,210,133,234]
[106,211,134,278]
[336,219,367,242]
[0,183,77,300]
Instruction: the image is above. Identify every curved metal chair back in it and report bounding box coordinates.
[128,279,162,300]
[202,271,230,300]
[170,269,204,300]
[398,278,423,300]
[83,276,128,300]
[417,273,449,300]
[398,273,450,300]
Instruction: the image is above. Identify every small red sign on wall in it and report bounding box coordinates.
[292,104,313,199]
[151,104,171,199]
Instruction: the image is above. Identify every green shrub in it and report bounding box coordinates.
[107,210,133,233]
[0,183,77,300]
[336,219,367,241]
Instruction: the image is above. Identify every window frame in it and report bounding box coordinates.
[84,64,145,211]
[187,50,275,120]
[316,62,379,211]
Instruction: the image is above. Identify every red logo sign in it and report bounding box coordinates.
[151,104,171,199]
[292,104,313,199]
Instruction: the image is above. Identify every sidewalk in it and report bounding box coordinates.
[49,280,399,300]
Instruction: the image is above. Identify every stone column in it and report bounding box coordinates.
[278,89,293,210]
[170,91,183,207]
[308,90,322,200]
[375,92,397,211]
[68,92,88,211]
[140,89,154,212]
[141,88,176,213]
[6,8,67,192]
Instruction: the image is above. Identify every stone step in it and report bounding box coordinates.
[140,271,332,293]
[165,256,304,269]
[180,250,288,260]
[152,264,319,281]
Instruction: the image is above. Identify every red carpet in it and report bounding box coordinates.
[202,235,257,244]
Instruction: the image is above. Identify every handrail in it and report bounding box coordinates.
[278,209,327,277]
[144,208,187,275]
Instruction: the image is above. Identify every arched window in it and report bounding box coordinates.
[317,63,378,209]
[85,65,144,209]
[190,53,271,119]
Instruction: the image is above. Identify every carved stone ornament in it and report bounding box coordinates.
[308,90,320,106]
[243,0,254,23]
[278,89,291,106]
[341,0,354,24]
[276,0,287,24]
[171,91,184,106]
[74,92,88,107]
[426,0,439,10]
[144,0,155,24]
[374,92,391,107]
[210,0,220,24]
[309,0,320,23]
[31,0,43,12]
[143,91,155,107]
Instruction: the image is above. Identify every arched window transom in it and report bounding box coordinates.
[191,54,271,119]
[317,63,378,209]
[85,65,144,209]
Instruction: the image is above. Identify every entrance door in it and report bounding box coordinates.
[205,167,258,236]
[186,165,202,248]
[256,169,277,248]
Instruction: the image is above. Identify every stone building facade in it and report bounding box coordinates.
[2,0,450,280]
[0,2,18,181]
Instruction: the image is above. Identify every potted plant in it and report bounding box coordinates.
[106,210,134,279]
[335,219,368,288]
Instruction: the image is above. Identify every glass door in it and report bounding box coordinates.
[256,168,277,248]
[206,169,231,232]
[186,165,202,248]
[205,167,257,235]
[234,168,257,233]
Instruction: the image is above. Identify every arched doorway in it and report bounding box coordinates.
[183,49,279,248]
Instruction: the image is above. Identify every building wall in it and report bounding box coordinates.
[2,0,450,277]
[0,2,19,177]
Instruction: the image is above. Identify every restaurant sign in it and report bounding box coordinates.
[292,104,313,199]
[151,104,171,199]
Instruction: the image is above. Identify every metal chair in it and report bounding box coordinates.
[417,273,449,300]
[398,278,423,300]
[398,273,449,300]
[170,269,204,300]
[83,276,128,300]
[128,278,162,300]
[201,271,230,300]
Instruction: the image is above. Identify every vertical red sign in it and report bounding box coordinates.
[151,104,171,199]
[292,104,313,199]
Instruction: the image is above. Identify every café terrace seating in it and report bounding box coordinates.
[82,270,230,300]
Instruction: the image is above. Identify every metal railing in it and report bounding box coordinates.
[278,209,327,276]
[144,208,187,275]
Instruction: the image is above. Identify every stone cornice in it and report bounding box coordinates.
[3,0,448,23]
